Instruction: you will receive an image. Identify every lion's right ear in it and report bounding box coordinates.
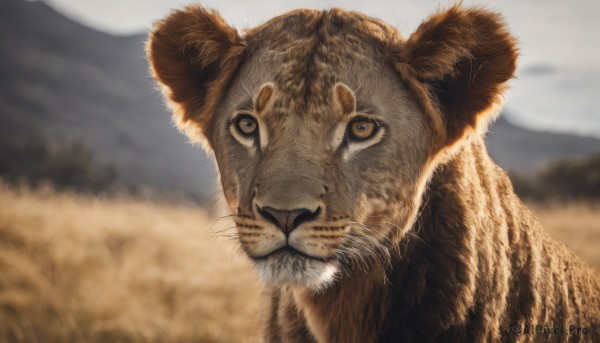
[147,6,245,143]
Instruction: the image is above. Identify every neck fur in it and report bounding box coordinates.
[270,138,599,342]
[295,138,530,341]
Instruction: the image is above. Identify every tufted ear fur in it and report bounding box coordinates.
[396,5,518,149]
[147,6,245,145]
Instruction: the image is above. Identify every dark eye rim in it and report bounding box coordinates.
[231,113,259,137]
[346,117,381,142]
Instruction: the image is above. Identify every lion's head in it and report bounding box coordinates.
[148,6,516,290]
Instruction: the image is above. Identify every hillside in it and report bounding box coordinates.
[0,0,217,197]
[1,0,599,196]
[486,116,600,174]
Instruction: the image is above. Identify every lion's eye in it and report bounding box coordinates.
[235,115,258,136]
[348,118,378,140]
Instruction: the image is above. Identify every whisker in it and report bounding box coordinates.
[404,230,425,245]
[215,214,237,222]
[213,233,240,240]
[332,220,394,279]
[213,225,238,234]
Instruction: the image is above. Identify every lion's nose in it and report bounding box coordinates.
[257,206,321,235]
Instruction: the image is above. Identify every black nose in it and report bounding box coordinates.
[257,206,321,234]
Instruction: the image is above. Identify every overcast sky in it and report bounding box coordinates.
[43,0,600,136]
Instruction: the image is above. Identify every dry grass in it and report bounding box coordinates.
[0,184,260,343]
[0,185,598,343]
[529,202,600,269]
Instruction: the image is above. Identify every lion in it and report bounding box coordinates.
[147,5,600,342]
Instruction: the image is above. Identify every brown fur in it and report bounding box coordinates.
[395,6,518,149]
[148,5,600,342]
[147,6,245,143]
[277,140,600,342]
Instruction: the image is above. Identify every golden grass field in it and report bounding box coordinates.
[0,184,599,342]
[0,184,260,343]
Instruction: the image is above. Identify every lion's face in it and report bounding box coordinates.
[206,20,433,290]
[148,7,517,290]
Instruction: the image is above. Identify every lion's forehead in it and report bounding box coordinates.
[242,9,400,106]
[245,8,400,52]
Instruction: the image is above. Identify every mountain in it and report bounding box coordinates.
[1,0,599,196]
[486,116,600,174]
[0,0,218,198]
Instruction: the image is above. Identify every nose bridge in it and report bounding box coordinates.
[255,147,324,210]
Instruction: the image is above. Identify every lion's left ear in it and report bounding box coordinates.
[398,6,518,147]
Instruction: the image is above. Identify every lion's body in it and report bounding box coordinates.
[264,139,600,342]
[147,5,600,342]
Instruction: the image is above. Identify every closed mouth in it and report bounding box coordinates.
[252,246,328,262]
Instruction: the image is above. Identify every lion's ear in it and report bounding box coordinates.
[400,6,518,147]
[147,6,245,143]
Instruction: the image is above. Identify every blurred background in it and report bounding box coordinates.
[0,0,598,342]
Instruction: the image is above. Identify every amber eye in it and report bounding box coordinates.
[235,115,258,136]
[349,118,378,140]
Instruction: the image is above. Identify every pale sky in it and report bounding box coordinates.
[43,0,600,136]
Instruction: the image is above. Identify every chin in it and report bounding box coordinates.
[253,250,339,291]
